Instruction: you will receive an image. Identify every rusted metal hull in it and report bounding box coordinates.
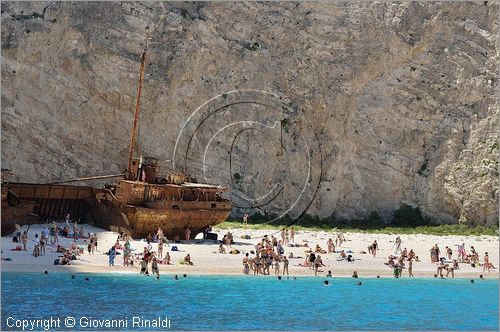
[2,182,232,239]
[1,183,95,235]
[1,187,38,235]
[93,198,231,239]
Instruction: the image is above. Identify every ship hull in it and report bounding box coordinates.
[93,199,231,239]
[2,182,232,239]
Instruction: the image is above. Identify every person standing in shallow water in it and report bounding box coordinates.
[314,255,325,276]
[152,257,160,279]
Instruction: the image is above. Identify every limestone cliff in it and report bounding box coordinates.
[1,1,498,225]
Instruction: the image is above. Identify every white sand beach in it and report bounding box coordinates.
[1,223,498,278]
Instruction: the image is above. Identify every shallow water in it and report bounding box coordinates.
[1,272,498,331]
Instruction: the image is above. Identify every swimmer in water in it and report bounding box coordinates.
[470,279,475,283]
[183,274,187,278]
[357,281,362,286]
[324,280,330,286]
[278,276,282,280]
[174,275,179,280]
[44,271,48,274]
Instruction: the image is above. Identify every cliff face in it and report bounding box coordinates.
[1,2,498,225]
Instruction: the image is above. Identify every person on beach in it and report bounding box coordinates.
[21,231,28,251]
[284,230,290,247]
[225,232,233,248]
[243,253,251,274]
[308,252,316,270]
[470,246,479,264]
[73,221,79,241]
[276,241,284,255]
[264,255,271,275]
[243,213,249,228]
[408,258,414,277]
[327,238,335,254]
[274,256,281,275]
[157,227,164,242]
[108,246,116,266]
[184,254,193,265]
[87,242,92,255]
[337,233,345,248]
[271,236,278,248]
[457,243,467,261]
[430,244,439,263]
[290,226,295,243]
[369,240,378,258]
[40,230,47,256]
[14,224,21,242]
[281,229,286,244]
[90,234,96,254]
[446,246,453,260]
[283,256,289,276]
[123,247,130,267]
[437,258,448,278]
[165,252,171,265]
[185,227,191,241]
[52,222,58,243]
[140,258,149,275]
[152,257,160,279]
[483,252,490,272]
[65,213,70,230]
[33,233,40,257]
[253,255,261,275]
[314,255,325,276]
[158,239,163,259]
[394,236,402,254]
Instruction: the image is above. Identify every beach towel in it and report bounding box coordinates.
[11,246,22,251]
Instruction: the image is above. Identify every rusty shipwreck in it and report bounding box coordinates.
[1,45,232,239]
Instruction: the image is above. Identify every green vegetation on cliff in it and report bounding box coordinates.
[218,205,498,236]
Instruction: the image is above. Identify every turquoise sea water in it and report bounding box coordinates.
[1,272,498,331]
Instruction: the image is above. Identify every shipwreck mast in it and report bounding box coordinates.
[126,44,148,180]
